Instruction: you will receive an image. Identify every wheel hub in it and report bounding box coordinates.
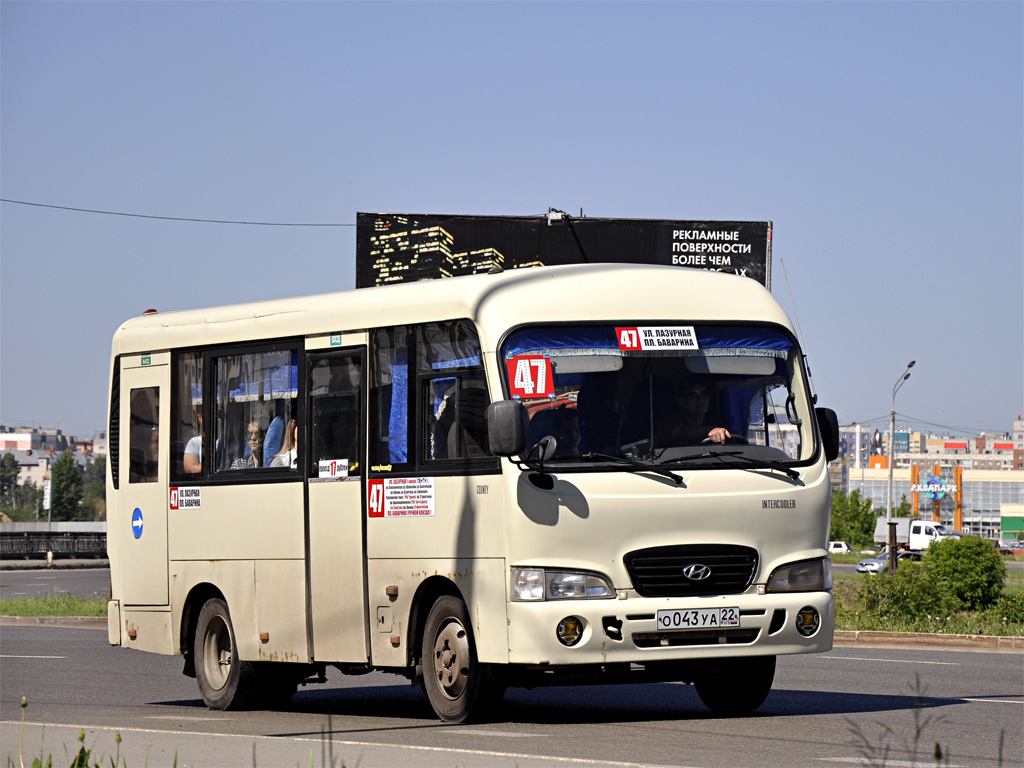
[432,619,470,699]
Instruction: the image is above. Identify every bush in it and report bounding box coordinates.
[858,560,956,621]
[925,537,1005,610]
[988,592,1024,625]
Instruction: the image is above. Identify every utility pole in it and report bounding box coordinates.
[887,361,915,575]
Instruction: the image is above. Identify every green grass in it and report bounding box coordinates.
[834,568,1024,635]
[0,592,106,617]
[1003,567,1023,594]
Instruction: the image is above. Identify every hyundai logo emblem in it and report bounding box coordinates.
[682,563,712,581]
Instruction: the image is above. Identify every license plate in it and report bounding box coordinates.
[656,607,740,631]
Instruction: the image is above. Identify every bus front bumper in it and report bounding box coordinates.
[505,590,834,666]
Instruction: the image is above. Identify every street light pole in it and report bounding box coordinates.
[887,360,915,575]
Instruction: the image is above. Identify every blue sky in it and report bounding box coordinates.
[2,1,1021,440]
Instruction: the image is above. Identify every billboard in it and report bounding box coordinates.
[356,212,772,289]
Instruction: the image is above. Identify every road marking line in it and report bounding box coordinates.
[5,721,691,767]
[454,729,539,737]
[816,760,963,767]
[1,654,67,659]
[143,715,231,721]
[830,656,958,665]
[962,698,1024,704]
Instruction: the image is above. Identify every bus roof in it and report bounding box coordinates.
[111,263,795,354]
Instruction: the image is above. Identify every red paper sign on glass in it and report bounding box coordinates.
[506,355,554,398]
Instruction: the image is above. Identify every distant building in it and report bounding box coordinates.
[0,427,73,453]
[833,416,1024,538]
[1,426,92,489]
[1014,414,1024,471]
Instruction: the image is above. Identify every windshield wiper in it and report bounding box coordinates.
[702,450,800,480]
[580,453,683,486]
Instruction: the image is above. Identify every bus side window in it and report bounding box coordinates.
[310,355,363,477]
[370,327,410,468]
[172,351,203,479]
[425,375,489,460]
[418,322,490,463]
[214,348,299,473]
[129,386,159,483]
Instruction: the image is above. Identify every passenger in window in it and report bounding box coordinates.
[672,377,731,445]
[184,411,203,474]
[231,421,264,469]
[270,419,298,469]
[262,415,284,467]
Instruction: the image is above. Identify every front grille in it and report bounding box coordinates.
[623,544,758,597]
[633,628,760,647]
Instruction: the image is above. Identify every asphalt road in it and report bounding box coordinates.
[0,565,110,600]
[2,623,1022,768]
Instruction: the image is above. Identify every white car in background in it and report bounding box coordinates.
[856,551,922,574]
[828,541,852,555]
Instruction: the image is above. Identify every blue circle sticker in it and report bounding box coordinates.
[132,508,144,539]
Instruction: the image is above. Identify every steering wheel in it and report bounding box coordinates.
[701,435,749,446]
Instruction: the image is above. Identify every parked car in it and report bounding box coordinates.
[828,541,852,555]
[856,551,921,574]
[856,553,889,574]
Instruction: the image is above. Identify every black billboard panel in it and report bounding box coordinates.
[356,212,771,289]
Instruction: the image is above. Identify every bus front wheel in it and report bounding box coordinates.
[194,598,257,710]
[421,595,496,723]
[694,655,776,716]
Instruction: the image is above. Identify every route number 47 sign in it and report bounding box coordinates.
[506,355,554,399]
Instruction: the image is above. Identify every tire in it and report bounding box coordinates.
[421,595,497,723]
[694,656,776,715]
[194,598,258,710]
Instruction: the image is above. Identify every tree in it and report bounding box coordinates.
[49,451,84,522]
[0,482,40,522]
[830,489,877,549]
[926,536,1005,610]
[81,455,107,521]
[1,453,19,500]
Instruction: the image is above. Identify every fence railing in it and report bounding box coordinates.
[0,522,107,559]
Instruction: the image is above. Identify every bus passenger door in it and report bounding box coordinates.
[117,355,170,607]
[306,347,368,663]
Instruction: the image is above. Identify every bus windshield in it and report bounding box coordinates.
[501,323,816,466]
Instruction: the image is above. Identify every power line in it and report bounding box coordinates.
[0,198,354,227]
[847,413,1011,436]
[896,412,1012,437]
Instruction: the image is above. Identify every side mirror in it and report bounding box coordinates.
[486,400,526,457]
[815,407,840,462]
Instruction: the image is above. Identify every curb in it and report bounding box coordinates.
[834,630,1024,653]
[1,615,107,629]
[0,559,109,571]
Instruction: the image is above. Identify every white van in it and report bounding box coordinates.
[909,521,954,552]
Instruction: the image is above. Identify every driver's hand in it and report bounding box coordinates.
[706,427,731,444]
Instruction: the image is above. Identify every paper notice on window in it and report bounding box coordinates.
[616,326,699,351]
[318,459,349,480]
[368,477,436,518]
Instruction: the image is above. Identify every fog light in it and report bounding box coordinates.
[556,616,583,646]
[795,606,820,637]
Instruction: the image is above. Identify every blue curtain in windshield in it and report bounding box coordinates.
[503,325,794,357]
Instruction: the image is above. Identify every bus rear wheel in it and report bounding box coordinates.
[194,598,257,710]
[694,655,776,715]
[421,595,497,723]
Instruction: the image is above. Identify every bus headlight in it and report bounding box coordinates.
[765,558,832,592]
[512,568,615,601]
